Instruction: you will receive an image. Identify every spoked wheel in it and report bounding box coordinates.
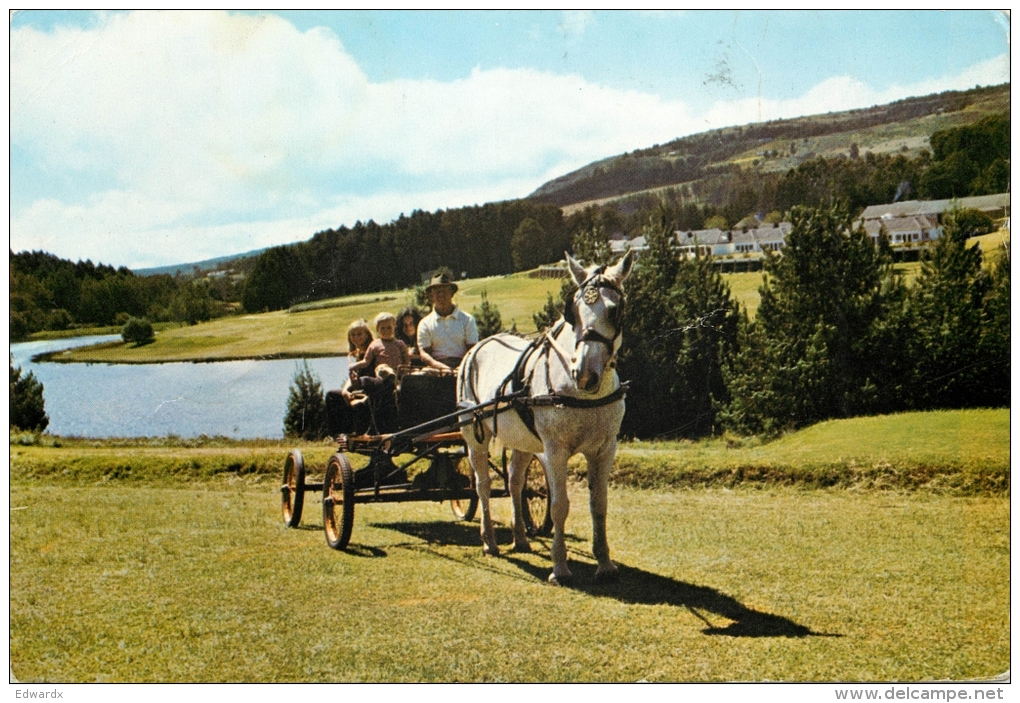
[281,450,305,528]
[522,457,552,537]
[323,453,355,551]
[449,456,478,521]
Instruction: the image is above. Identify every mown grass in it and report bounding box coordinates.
[12,409,1008,495]
[608,408,1009,494]
[46,272,566,364]
[8,409,1009,681]
[9,483,1008,682]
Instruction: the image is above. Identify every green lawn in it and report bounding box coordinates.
[610,408,1009,493]
[45,272,567,364]
[9,483,1008,682]
[11,408,1008,494]
[9,409,1008,681]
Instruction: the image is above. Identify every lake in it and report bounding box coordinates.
[10,336,348,438]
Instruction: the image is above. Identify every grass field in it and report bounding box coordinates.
[8,409,1010,682]
[44,272,566,364]
[10,409,1008,493]
[9,485,1008,682]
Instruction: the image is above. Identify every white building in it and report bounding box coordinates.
[862,214,942,245]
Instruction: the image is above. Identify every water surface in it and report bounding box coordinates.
[10,336,348,438]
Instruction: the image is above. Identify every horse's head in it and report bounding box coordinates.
[563,250,634,393]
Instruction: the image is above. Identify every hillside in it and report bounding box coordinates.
[134,247,267,277]
[531,83,1009,211]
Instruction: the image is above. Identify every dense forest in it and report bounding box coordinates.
[9,251,240,340]
[241,200,571,312]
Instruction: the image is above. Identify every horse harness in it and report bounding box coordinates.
[466,268,629,442]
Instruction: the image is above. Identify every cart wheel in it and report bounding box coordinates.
[281,450,305,528]
[523,457,552,537]
[323,453,355,551]
[450,456,478,521]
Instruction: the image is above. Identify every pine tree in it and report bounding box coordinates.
[283,361,327,440]
[617,208,740,438]
[532,292,565,332]
[571,223,613,267]
[471,290,504,339]
[906,209,993,408]
[10,355,49,432]
[720,205,898,435]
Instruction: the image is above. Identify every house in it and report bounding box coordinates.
[862,214,942,246]
[609,235,646,257]
[859,193,1010,223]
[675,229,730,257]
[677,222,792,257]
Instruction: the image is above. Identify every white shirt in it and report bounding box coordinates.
[417,306,479,360]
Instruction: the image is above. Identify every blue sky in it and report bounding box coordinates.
[9,10,1010,268]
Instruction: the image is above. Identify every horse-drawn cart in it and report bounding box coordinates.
[280,371,553,550]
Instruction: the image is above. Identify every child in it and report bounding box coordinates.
[341,319,374,405]
[350,312,411,383]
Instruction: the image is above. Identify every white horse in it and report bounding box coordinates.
[457,251,634,586]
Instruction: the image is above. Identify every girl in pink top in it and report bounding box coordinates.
[349,312,410,381]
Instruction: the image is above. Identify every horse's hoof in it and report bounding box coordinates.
[483,544,500,557]
[593,568,619,585]
[511,541,532,554]
[548,572,573,587]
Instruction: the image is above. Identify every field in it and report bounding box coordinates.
[9,409,1009,682]
[43,272,566,364]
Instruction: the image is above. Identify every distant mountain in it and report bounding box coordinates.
[134,247,268,277]
[529,83,1009,211]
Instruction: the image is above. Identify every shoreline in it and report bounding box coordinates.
[31,346,344,365]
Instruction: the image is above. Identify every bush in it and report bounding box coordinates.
[284,361,327,440]
[533,292,565,332]
[471,290,504,338]
[10,355,48,432]
[122,317,155,346]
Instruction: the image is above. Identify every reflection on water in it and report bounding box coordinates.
[9,336,348,439]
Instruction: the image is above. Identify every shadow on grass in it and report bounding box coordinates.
[371,519,583,547]
[377,520,837,639]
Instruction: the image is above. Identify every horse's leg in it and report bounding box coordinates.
[507,449,534,553]
[543,446,573,586]
[466,431,499,556]
[584,439,619,583]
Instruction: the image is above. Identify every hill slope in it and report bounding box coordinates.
[530,83,1009,210]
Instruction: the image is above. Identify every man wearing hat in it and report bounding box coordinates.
[417,272,479,371]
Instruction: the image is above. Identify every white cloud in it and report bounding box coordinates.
[559,10,594,41]
[9,11,1011,268]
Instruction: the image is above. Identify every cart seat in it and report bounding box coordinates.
[397,371,457,430]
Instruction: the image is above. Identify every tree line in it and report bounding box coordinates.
[241,200,572,312]
[9,250,236,340]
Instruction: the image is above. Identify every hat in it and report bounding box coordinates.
[425,272,458,294]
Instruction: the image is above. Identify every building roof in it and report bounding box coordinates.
[675,228,728,246]
[859,193,1010,220]
[862,214,940,236]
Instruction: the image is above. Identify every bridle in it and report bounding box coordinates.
[561,267,626,352]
